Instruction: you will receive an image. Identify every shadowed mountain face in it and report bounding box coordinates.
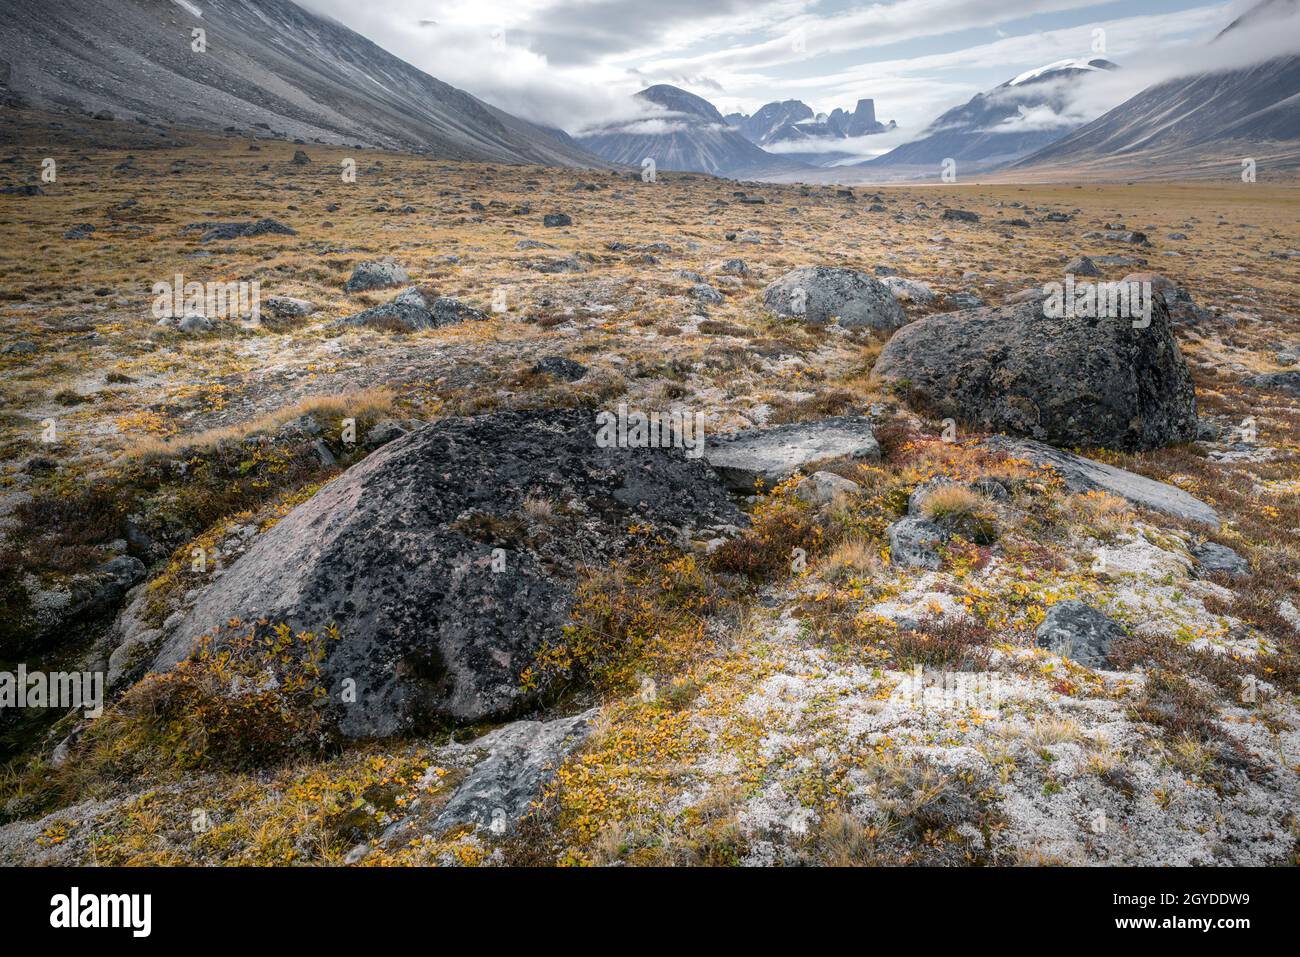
[576,84,808,178]
[1014,3,1300,177]
[0,0,605,167]
[862,59,1118,173]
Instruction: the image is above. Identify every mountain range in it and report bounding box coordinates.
[1011,0,1300,178]
[857,58,1119,177]
[0,0,603,168]
[573,84,810,177]
[724,98,897,167]
[0,0,1295,182]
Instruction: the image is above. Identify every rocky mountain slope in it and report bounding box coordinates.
[576,85,808,178]
[0,0,604,167]
[1014,4,1300,178]
[860,58,1118,178]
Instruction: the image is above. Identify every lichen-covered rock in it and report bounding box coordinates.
[1192,541,1249,579]
[880,276,936,305]
[887,516,947,569]
[344,258,409,292]
[793,471,861,505]
[983,436,1219,526]
[873,297,1197,451]
[337,286,487,331]
[705,417,880,492]
[1119,272,1211,324]
[263,295,317,318]
[763,266,907,330]
[1242,370,1300,396]
[142,408,742,738]
[532,356,588,381]
[1035,600,1126,668]
[429,709,596,836]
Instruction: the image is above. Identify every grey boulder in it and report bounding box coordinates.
[1242,371,1300,396]
[887,516,947,569]
[1192,541,1249,579]
[1035,600,1126,669]
[1119,272,1211,324]
[430,709,596,836]
[344,259,409,292]
[142,407,742,738]
[763,267,907,331]
[983,436,1218,526]
[338,286,488,331]
[872,296,1197,451]
[705,417,880,492]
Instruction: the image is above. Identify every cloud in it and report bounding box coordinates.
[291,0,1300,145]
[764,128,913,160]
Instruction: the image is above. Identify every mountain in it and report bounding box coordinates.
[0,0,604,167]
[1012,1,1300,177]
[575,85,807,177]
[727,97,896,168]
[860,58,1118,174]
[727,100,814,144]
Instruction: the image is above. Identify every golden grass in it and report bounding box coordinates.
[119,386,395,461]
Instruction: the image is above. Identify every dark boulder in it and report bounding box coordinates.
[873,296,1197,451]
[143,408,742,738]
[1035,600,1126,669]
[337,286,488,332]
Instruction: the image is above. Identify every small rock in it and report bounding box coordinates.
[1035,600,1125,669]
[344,259,409,293]
[1192,541,1249,579]
[1064,255,1102,276]
[794,471,861,505]
[887,516,947,569]
[532,356,588,381]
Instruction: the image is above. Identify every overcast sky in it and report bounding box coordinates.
[296,0,1293,151]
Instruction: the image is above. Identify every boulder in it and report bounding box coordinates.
[887,516,947,569]
[263,295,317,319]
[142,408,742,738]
[542,213,571,227]
[942,209,979,222]
[1064,255,1101,277]
[983,436,1219,526]
[1242,371,1300,396]
[1192,541,1249,579]
[1035,600,1125,669]
[337,287,487,331]
[691,283,724,305]
[762,267,907,331]
[532,356,588,381]
[793,471,861,505]
[872,297,1197,451]
[429,709,596,835]
[1119,272,1210,324]
[196,219,296,243]
[880,276,936,305]
[344,259,409,292]
[704,417,880,492]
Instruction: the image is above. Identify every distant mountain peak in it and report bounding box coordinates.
[636,85,725,124]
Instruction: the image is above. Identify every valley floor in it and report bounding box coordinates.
[1,109,1298,865]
